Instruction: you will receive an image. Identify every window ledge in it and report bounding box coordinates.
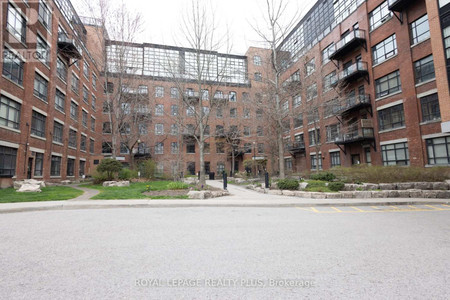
[425,164,450,168]
[420,119,441,125]
[68,146,77,150]
[378,126,406,134]
[30,134,46,141]
[33,176,43,179]
[52,141,64,146]
[372,54,398,68]
[0,125,21,134]
[375,90,402,102]
[369,16,393,34]
[34,95,48,104]
[411,37,431,49]
[415,78,436,87]
[50,176,62,179]
[2,75,25,89]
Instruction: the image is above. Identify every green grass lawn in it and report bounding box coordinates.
[80,181,189,200]
[304,180,333,193]
[0,186,83,203]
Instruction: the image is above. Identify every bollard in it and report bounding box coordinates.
[223,172,227,190]
[265,172,269,189]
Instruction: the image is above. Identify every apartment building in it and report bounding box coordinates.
[0,0,103,188]
[279,0,450,173]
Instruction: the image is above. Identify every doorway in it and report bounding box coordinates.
[351,154,361,165]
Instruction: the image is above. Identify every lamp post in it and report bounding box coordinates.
[253,142,256,177]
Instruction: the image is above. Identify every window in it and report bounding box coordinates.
[293,95,301,107]
[0,146,17,177]
[324,99,339,118]
[305,58,315,76]
[138,123,147,135]
[53,121,63,143]
[257,126,264,137]
[306,83,317,100]
[170,87,179,99]
[90,139,95,154]
[50,155,61,177]
[323,71,337,93]
[369,1,391,31]
[80,135,87,151]
[378,104,405,131]
[244,126,251,136]
[155,86,164,98]
[282,101,289,113]
[91,117,96,131]
[67,158,75,177]
[93,75,97,90]
[68,129,77,148]
[171,142,179,154]
[91,95,96,111]
[372,35,397,65]
[38,0,52,30]
[204,143,210,153]
[155,123,164,135]
[0,96,21,129]
[256,109,263,119]
[70,101,78,120]
[243,109,250,119]
[253,55,262,66]
[375,70,401,98]
[330,152,341,168]
[55,89,65,112]
[102,142,112,154]
[254,72,262,82]
[186,142,195,154]
[217,162,225,174]
[79,161,86,177]
[216,142,225,154]
[201,89,209,100]
[440,0,450,8]
[229,91,237,102]
[155,104,164,116]
[56,57,67,82]
[294,113,303,128]
[83,86,89,104]
[426,136,450,165]
[205,125,210,136]
[171,124,179,135]
[414,55,435,84]
[216,106,223,118]
[310,154,323,170]
[307,107,319,124]
[155,143,164,154]
[421,94,441,122]
[36,35,50,65]
[322,43,334,65]
[186,106,195,117]
[7,4,26,43]
[381,142,410,166]
[244,143,252,154]
[410,15,430,45]
[83,61,89,79]
[3,48,24,85]
[285,158,293,171]
[309,129,320,146]
[326,124,340,142]
[119,123,130,134]
[444,26,450,60]
[230,108,237,118]
[257,143,265,154]
[119,143,129,154]
[71,74,79,94]
[102,122,111,134]
[202,106,210,116]
[31,111,46,137]
[82,110,88,127]
[34,73,48,101]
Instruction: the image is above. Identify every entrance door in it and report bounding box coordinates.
[27,158,33,179]
[351,154,361,165]
[205,162,210,174]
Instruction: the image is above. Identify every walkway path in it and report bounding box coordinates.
[70,185,100,201]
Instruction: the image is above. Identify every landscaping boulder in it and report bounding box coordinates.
[432,182,449,190]
[17,184,41,193]
[354,191,372,199]
[187,191,212,199]
[294,191,311,198]
[414,182,433,190]
[397,190,411,198]
[396,182,415,190]
[436,190,450,199]
[310,192,327,199]
[183,177,198,185]
[234,178,246,184]
[379,183,396,190]
[408,189,423,198]
[340,191,355,199]
[61,180,71,185]
[268,190,282,196]
[326,193,342,199]
[282,190,296,197]
[343,184,359,191]
[102,181,130,187]
[14,179,46,190]
[362,183,379,191]
[371,191,387,198]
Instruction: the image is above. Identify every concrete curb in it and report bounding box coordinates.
[0,199,449,214]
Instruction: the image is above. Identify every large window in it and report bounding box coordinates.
[310,154,323,170]
[90,139,95,154]
[426,136,450,165]
[155,142,164,154]
[0,96,21,130]
[326,124,340,142]
[186,142,195,154]
[253,55,262,66]
[82,110,88,127]
[254,73,262,82]
[323,71,337,93]
[155,123,164,135]
[322,43,334,65]
[369,1,391,31]
[0,146,17,177]
[67,158,75,177]
[34,153,44,177]
[216,142,225,154]
[50,156,61,177]
[330,152,341,168]
[306,83,318,100]
[38,0,52,30]
[71,74,79,94]
[31,111,46,138]
[83,86,89,104]
[171,142,179,154]
[381,142,410,166]
[7,4,26,43]
[375,70,401,98]
[70,101,78,120]
[372,35,397,65]
[155,104,164,116]
[305,58,315,76]
[80,135,87,152]
[294,113,303,128]
[420,94,441,122]
[378,104,405,131]
[3,48,24,86]
[309,129,320,146]
[155,86,164,98]
[53,121,63,143]
[410,15,430,45]
[56,57,67,82]
[36,35,50,65]
[414,55,435,84]
[34,73,48,102]
[55,89,65,112]
[69,129,77,148]
[444,26,450,59]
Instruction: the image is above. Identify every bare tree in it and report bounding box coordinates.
[251,0,301,179]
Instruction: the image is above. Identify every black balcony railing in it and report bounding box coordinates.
[57,33,82,59]
[387,0,410,12]
[287,142,306,154]
[329,30,366,61]
[335,127,375,145]
[135,147,151,158]
[337,94,371,116]
[338,61,368,84]
[185,91,200,101]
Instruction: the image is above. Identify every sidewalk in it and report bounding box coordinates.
[0,180,448,214]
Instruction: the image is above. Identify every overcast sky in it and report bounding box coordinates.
[73,0,318,55]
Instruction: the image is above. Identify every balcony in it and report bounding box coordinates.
[287,142,305,155]
[329,30,366,61]
[122,87,149,100]
[185,90,200,102]
[212,93,228,103]
[282,74,301,92]
[338,61,368,84]
[388,0,411,12]
[337,94,371,116]
[335,120,375,145]
[57,33,82,59]
[134,147,151,158]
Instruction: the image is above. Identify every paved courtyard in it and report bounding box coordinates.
[0,206,449,299]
